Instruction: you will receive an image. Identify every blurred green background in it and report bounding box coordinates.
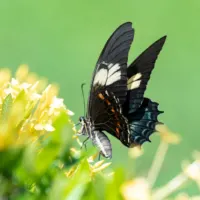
[0,0,199,194]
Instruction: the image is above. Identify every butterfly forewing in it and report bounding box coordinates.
[87,22,134,141]
[87,22,134,120]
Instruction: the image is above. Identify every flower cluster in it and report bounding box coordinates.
[0,65,73,150]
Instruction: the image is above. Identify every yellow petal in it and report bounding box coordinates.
[44,124,55,132]
[16,64,29,82]
[92,162,111,173]
[175,193,190,200]
[184,161,200,181]
[67,109,74,116]
[129,146,144,159]
[34,124,44,131]
[93,160,104,168]
[87,153,99,163]
[121,178,150,200]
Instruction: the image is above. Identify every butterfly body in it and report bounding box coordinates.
[91,130,112,159]
[78,22,166,158]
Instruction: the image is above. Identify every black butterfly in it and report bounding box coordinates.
[78,22,166,159]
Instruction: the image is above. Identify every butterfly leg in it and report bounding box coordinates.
[98,152,102,161]
[81,137,90,150]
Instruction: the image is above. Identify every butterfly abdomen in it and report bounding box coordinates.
[92,130,112,159]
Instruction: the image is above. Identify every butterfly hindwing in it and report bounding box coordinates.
[127,98,163,146]
[124,36,167,114]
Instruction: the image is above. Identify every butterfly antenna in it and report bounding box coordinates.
[81,83,86,116]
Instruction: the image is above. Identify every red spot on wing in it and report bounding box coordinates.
[116,127,120,138]
[98,93,105,100]
[111,107,115,113]
[117,121,121,127]
[106,99,111,105]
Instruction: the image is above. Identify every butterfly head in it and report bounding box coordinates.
[77,116,88,136]
[79,116,85,123]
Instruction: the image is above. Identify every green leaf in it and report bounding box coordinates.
[1,94,12,122]
[24,100,40,121]
[48,173,69,200]
[0,148,23,177]
[105,168,125,200]
[66,184,87,200]
[14,90,27,102]
[34,112,71,173]
[20,112,71,177]
[49,159,91,200]
[81,182,99,200]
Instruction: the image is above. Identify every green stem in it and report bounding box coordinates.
[147,141,169,188]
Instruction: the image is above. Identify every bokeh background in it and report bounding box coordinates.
[0,0,199,195]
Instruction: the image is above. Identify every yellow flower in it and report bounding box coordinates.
[155,123,181,144]
[121,178,150,200]
[128,146,143,159]
[15,64,29,81]
[0,65,72,150]
[70,147,81,159]
[184,160,200,181]
[90,159,111,174]
[175,193,190,200]
[34,123,55,132]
